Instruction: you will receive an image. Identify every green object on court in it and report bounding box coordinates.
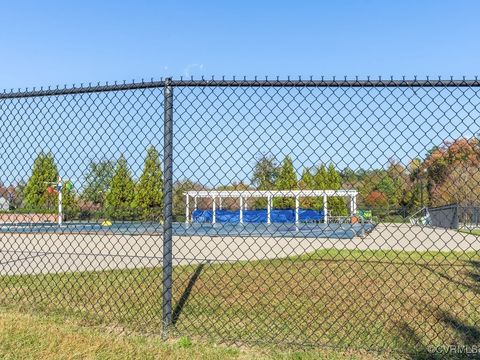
[65,181,73,190]
[359,209,372,221]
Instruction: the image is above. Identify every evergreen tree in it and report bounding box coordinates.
[133,146,163,221]
[312,164,328,210]
[105,155,135,219]
[251,154,278,209]
[273,156,297,209]
[326,163,348,216]
[299,168,315,208]
[24,152,58,210]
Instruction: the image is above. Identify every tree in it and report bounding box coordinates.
[105,155,135,219]
[386,160,409,208]
[408,158,422,179]
[251,154,278,208]
[365,191,388,208]
[7,182,25,210]
[299,168,315,208]
[404,158,427,210]
[252,154,278,189]
[133,146,163,221]
[173,180,207,221]
[24,152,58,210]
[423,138,480,205]
[273,156,297,209]
[431,164,480,206]
[312,164,328,210]
[376,176,397,206]
[404,181,429,211]
[326,163,348,216]
[216,181,252,210]
[340,167,358,184]
[62,182,80,220]
[82,160,115,208]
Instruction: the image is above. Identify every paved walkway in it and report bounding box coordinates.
[0,224,478,275]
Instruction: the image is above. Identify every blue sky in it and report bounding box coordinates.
[0,1,479,187]
[1,0,479,89]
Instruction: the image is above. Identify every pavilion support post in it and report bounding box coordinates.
[295,196,299,224]
[212,197,216,224]
[267,195,271,224]
[185,195,189,224]
[323,194,328,224]
[219,197,223,210]
[239,197,244,224]
[352,196,357,215]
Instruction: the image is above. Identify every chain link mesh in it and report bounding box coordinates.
[0,78,479,354]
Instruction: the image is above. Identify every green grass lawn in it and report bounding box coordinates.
[1,248,480,358]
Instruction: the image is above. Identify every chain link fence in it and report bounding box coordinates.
[0,78,480,354]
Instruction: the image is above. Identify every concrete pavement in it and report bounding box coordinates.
[0,224,478,275]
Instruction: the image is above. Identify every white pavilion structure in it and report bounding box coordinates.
[184,189,358,224]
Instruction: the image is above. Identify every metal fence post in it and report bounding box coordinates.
[162,77,174,337]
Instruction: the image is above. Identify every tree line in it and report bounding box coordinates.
[5,137,479,222]
[340,137,480,218]
[18,146,163,220]
[251,155,348,215]
[171,156,349,218]
[172,137,480,221]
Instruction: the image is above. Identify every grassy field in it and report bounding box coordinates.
[0,308,387,360]
[1,248,480,358]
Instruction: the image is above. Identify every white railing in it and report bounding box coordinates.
[408,207,430,226]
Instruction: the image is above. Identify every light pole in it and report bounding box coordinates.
[420,176,423,209]
[45,177,72,226]
[421,168,428,209]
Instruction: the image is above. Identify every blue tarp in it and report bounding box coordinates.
[192,209,325,223]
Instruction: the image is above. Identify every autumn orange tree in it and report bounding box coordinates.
[423,138,480,206]
[430,165,480,206]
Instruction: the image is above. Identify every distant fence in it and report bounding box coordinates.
[459,205,480,229]
[0,213,57,224]
[428,204,459,229]
[428,204,480,229]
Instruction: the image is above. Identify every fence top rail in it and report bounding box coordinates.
[1,77,480,99]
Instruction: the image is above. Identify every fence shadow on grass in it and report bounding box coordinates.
[394,302,480,359]
[393,321,441,360]
[172,263,205,325]
[467,260,480,284]
[417,261,480,295]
